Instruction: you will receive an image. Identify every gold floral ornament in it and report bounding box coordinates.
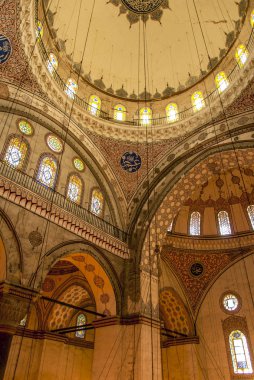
[108,0,170,26]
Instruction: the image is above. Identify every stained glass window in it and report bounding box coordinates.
[218,210,231,235]
[36,20,43,39]
[189,211,201,236]
[166,103,179,123]
[47,135,63,153]
[65,78,78,99]
[140,107,152,126]
[73,158,85,172]
[37,155,58,188]
[114,104,126,121]
[235,45,249,68]
[75,314,86,339]
[90,189,104,216]
[88,95,101,116]
[223,294,239,312]
[247,205,254,229]
[18,120,33,136]
[47,53,58,74]
[191,91,205,112]
[4,137,28,169]
[251,10,254,27]
[67,174,82,204]
[215,72,229,94]
[167,220,173,233]
[229,331,253,374]
[19,315,27,327]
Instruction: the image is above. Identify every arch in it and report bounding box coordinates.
[0,208,22,283]
[191,91,205,112]
[65,78,78,99]
[140,107,152,126]
[90,188,104,217]
[66,173,83,204]
[88,95,101,117]
[114,104,126,121]
[235,44,249,68]
[39,241,121,315]
[36,153,58,188]
[215,71,229,94]
[2,134,30,171]
[165,103,179,123]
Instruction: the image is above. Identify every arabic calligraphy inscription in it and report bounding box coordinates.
[120,151,141,173]
[0,35,12,64]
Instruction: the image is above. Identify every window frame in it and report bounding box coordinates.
[65,172,84,205]
[35,153,59,189]
[1,133,30,172]
[89,187,105,218]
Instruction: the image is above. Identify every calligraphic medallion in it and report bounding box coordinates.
[0,35,12,64]
[120,152,142,173]
[121,0,164,14]
[190,262,204,278]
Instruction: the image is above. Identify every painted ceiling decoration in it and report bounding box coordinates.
[43,0,248,99]
[109,0,170,26]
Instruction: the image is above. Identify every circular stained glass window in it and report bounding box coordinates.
[73,158,85,172]
[18,120,33,136]
[223,293,239,312]
[46,134,63,153]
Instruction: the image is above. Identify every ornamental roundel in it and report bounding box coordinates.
[220,291,242,314]
[18,120,33,136]
[189,262,204,278]
[0,35,12,64]
[46,134,63,153]
[121,0,164,14]
[73,157,85,172]
[120,151,142,173]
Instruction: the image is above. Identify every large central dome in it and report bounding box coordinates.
[121,0,164,14]
[44,0,248,99]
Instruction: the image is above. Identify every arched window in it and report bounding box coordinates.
[114,104,126,121]
[215,71,229,94]
[47,53,58,75]
[36,20,43,39]
[251,10,254,27]
[247,205,254,229]
[67,174,82,204]
[88,95,101,116]
[140,107,152,126]
[229,330,253,374]
[218,210,231,235]
[90,189,104,217]
[65,78,78,99]
[166,103,179,123]
[189,211,201,236]
[3,136,28,170]
[191,91,205,112]
[235,45,249,68]
[75,314,86,339]
[37,155,58,188]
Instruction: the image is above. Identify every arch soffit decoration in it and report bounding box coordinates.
[133,142,254,259]
[40,241,122,315]
[127,117,254,235]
